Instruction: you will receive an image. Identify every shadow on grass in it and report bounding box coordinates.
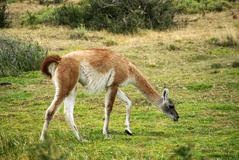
[28,138,68,160]
[139,131,167,137]
[81,129,169,141]
[0,130,68,160]
[170,144,194,160]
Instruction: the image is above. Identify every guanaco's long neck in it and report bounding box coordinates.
[130,65,162,106]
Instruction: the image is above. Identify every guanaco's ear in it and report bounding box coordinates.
[162,88,169,101]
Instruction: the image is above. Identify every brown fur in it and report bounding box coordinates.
[106,85,118,113]
[130,65,160,104]
[42,49,160,103]
[57,57,80,96]
[42,57,80,122]
[63,49,131,86]
[41,55,61,78]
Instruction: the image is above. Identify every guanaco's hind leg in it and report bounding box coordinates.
[40,81,66,141]
[64,87,82,141]
[40,57,80,141]
[103,85,118,138]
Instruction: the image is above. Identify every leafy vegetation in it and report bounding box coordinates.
[21,0,236,32]
[207,34,239,48]
[232,61,239,68]
[0,35,47,77]
[53,4,84,27]
[174,0,232,14]
[69,25,88,40]
[22,0,175,33]
[81,0,175,33]
[211,63,223,69]
[0,0,8,28]
[21,8,55,26]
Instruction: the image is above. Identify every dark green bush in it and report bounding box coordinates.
[82,0,175,33]
[22,4,83,27]
[22,0,175,33]
[53,4,84,27]
[207,0,231,12]
[211,63,222,69]
[0,35,47,77]
[232,61,239,68]
[21,8,55,26]
[0,0,8,28]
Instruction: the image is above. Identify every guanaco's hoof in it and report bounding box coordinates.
[79,139,88,143]
[104,134,112,139]
[125,129,133,135]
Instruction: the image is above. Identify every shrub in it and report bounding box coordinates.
[69,25,88,40]
[167,44,180,51]
[53,4,84,27]
[232,61,239,68]
[21,8,55,26]
[22,4,82,27]
[0,35,47,77]
[103,39,118,46]
[207,34,239,48]
[0,0,8,28]
[207,0,231,12]
[211,63,222,69]
[22,0,175,33]
[221,35,239,48]
[82,0,175,33]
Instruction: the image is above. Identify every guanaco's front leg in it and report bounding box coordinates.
[117,89,133,135]
[103,85,118,138]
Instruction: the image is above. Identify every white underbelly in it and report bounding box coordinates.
[79,61,115,93]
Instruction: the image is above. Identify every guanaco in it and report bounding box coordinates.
[40,49,179,141]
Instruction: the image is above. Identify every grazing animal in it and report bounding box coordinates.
[40,49,179,141]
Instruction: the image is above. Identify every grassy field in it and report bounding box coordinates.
[0,1,239,159]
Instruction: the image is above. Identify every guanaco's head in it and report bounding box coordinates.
[159,88,179,122]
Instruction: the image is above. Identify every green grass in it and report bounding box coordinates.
[208,47,238,56]
[0,42,238,159]
[186,83,213,91]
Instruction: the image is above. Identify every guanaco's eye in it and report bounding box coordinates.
[169,105,174,109]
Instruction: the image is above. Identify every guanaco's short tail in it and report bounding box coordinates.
[40,55,61,78]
